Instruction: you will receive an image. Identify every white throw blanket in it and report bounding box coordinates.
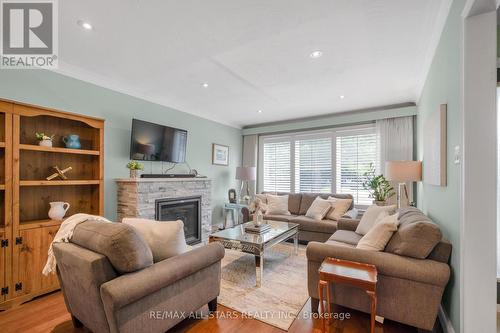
[42,213,111,276]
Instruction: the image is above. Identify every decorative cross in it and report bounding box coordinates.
[46,166,73,180]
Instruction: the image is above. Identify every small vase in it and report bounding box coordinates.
[62,134,81,149]
[129,169,138,178]
[48,202,70,221]
[39,139,53,147]
[373,200,387,206]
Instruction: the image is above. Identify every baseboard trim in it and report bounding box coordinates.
[438,305,456,333]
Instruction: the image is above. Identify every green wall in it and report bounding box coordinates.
[0,70,242,223]
[416,0,465,331]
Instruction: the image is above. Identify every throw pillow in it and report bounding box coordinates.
[326,197,353,221]
[255,193,268,204]
[123,218,188,262]
[355,204,397,235]
[305,197,332,220]
[356,213,399,251]
[266,194,291,215]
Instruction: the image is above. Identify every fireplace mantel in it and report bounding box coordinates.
[115,177,212,243]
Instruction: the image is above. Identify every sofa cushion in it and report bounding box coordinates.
[286,193,302,215]
[299,193,322,215]
[71,220,153,274]
[329,230,363,245]
[122,218,187,262]
[356,213,398,251]
[264,214,297,222]
[266,194,291,215]
[325,239,356,248]
[290,216,338,234]
[299,193,354,215]
[355,205,397,235]
[326,197,353,221]
[385,206,442,259]
[305,197,332,220]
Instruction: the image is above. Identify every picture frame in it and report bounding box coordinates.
[212,143,229,166]
[228,189,237,203]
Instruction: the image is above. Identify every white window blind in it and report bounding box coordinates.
[294,137,332,193]
[259,125,378,206]
[335,131,378,205]
[262,140,291,192]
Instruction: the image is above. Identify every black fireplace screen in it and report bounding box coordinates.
[155,196,201,245]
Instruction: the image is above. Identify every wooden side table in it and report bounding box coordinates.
[318,257,378,333]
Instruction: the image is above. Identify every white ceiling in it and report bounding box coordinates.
[56,0,449,128]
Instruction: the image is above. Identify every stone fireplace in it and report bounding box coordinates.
[115,178,212,243]
[155,196,201,245]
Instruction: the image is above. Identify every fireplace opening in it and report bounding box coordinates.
[155,196,201,245]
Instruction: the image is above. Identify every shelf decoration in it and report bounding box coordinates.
[36,132,55,147]
[46,166,73,180]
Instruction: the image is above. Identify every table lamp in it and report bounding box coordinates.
[236,166,256,204]
[385,161,422,208]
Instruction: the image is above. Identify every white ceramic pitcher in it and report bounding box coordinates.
[48,202,70,221]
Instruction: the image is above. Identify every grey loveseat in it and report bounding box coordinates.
[53,220,225,333]
[307,207,451,330]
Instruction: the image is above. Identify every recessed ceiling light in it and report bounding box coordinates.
[202,83,209,88]
[77,20,93,30]
[339,95,345,99]
[309,50,323,59]
[258,110,263,113]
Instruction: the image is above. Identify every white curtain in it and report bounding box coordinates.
[376,116,414,203]
[242,134,258,195]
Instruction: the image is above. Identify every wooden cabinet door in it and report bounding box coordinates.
[0,230,4,303]
[14,226,59,297]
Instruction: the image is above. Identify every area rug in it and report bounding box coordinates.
[218,243,309,331]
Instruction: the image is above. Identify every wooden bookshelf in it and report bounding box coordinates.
[0,99,104,310]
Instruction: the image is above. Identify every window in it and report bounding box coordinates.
[295,137,331,192]
[335,130,378,206]
[259,125,378,206]
[262,140,291,192]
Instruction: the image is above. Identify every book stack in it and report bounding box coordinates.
[244,223,271,234]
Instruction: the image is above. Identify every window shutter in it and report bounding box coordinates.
[294,137,332,193]
[335,132,378,205]
[262,141,291,192]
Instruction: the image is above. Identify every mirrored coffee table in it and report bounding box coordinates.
[209,220,299,287]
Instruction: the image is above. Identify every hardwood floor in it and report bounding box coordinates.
[0,291,424,333]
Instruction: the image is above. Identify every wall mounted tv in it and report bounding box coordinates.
[130,119,187,163]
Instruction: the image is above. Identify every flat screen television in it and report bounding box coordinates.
[130,119,187,163]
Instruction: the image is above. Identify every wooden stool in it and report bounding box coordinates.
[318,257,378,333]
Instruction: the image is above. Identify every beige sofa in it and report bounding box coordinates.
[307,207,451,330]
[244,192,357,242]
[53,220,225,333]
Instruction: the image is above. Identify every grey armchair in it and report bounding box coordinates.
[53,220,225,333]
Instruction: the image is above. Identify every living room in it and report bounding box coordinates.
[0,1,497,333]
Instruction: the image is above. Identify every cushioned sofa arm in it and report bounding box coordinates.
[337,218,360,231]
[306,242,450,287]
[100,242,225,309]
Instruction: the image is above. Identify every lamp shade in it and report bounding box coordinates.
[385,161,422,182]
[236,166,256,181]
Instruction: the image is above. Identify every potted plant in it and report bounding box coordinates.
[35,132,55,147]
[126,161,144,178]
[363,163,395,206]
